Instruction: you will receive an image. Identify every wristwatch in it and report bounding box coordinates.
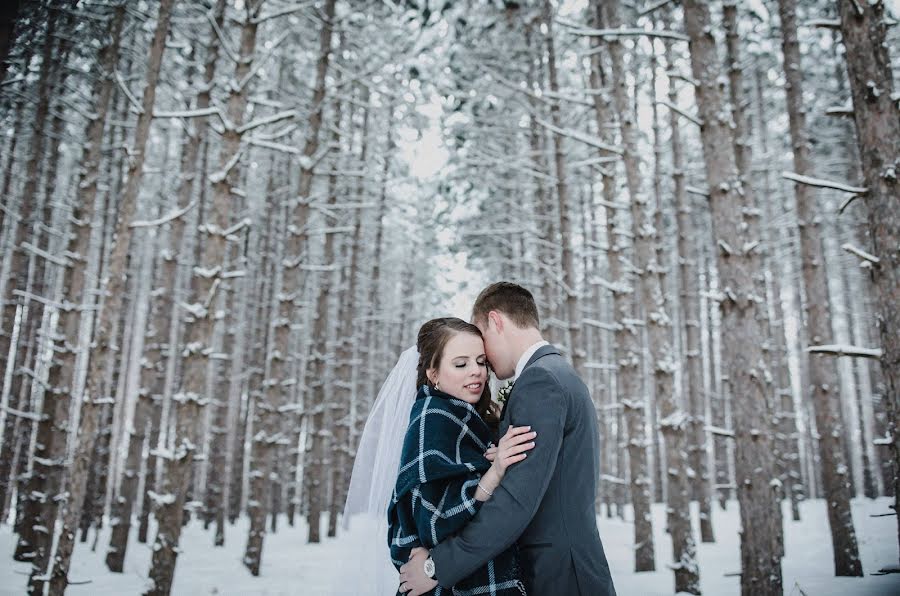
[423,556,436,579]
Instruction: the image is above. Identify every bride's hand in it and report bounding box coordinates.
[484,445,497,462]
[490,425,536,475]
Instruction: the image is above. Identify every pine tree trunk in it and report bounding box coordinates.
[602,1,695,588]
[245,0,335,566]
[682,1,783,593]
[666,22,714,545]
[329,86,370,538]
[13,10,73,582]
[542,0,581,373]
[775,0,864,574]
[11,0,123,583]
[836,0,900,563]
[49,1,175,592]
[586,0,654,571]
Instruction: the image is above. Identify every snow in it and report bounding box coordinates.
[1,498,898,595]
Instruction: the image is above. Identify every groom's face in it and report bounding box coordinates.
[475,313,515,380]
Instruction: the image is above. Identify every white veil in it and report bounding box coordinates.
[339,345,419,596]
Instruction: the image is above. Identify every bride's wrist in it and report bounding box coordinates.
[485,464,503,486]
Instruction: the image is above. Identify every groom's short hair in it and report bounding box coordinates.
[472,282,540,329]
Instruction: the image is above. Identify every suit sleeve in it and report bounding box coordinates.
[430,367,566,586]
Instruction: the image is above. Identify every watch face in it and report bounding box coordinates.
[424,558,435,578]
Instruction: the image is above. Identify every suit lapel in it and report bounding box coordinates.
[500,344,560,423]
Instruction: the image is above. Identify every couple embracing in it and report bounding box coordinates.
[343,282,617,596]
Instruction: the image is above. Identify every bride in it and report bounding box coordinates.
[342,317,535,595]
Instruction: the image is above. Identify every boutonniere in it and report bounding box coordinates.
[496,380,515,405]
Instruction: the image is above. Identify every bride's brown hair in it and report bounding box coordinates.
[416,317,500,429]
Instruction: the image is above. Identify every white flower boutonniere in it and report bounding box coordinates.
[496,380,515,405]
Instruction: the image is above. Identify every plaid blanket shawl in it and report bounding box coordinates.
[387,386,525,596]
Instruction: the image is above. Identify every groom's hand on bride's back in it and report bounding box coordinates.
[399,547,437,596]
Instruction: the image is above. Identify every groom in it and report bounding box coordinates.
[399,282,616,595]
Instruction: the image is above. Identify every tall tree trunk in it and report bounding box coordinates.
[586,0,655,572]
[682,2,783,594]
[721,0,786,560]
[752,63,803,523]
[49,1,176,592]
[666,23,714,544]
[602,1,696,589]
[542,0,581,374]
[247,0,335,562]
[312,92,343,539]
[776,0,863,575]
[3,14,68,563]
[836,0,900,562]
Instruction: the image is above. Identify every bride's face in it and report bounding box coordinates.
[427,332,488,404]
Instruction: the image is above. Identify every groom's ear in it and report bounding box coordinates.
[488,310,503,333]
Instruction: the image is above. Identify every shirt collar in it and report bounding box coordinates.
[513,340,549,381]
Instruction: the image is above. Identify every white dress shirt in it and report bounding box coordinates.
[513,340,550,381]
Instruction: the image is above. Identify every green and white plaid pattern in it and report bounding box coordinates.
[387,386,526,596]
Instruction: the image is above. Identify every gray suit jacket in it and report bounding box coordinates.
[431,345,616,596]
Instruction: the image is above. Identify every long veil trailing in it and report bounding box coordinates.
[339,346,419,595]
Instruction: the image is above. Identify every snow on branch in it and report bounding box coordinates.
[535,118,624,154]
[115,70,144,114]
[582,318,619,331]
[706,425,735,438]
[686,186,709,197]
[825,102,854,117]
[247,137,300,155]
[666,70,699,87]
[2,405,46,422]
[600,474,628,485]
[562,23,691,42]
[207,8,240,64]
[461,227,524,237]
[251,1,315,24]
[237,109,297,134]
[570,156,620,169]
[153,106,224,122]
[805,18,841,29]
[841,243,880,264]
[237,30,291,91]
[130,201,196,228]
[806,344,883,359]
[656,100,701,126]
[596,198,630,210]
[20,242,71,267]
[12,289,70,311]
[147,490,176,506]
[782,171,868,194]
[638,0,675,16]
[208,146,245,184]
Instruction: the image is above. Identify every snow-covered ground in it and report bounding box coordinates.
[2,497,898,595]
